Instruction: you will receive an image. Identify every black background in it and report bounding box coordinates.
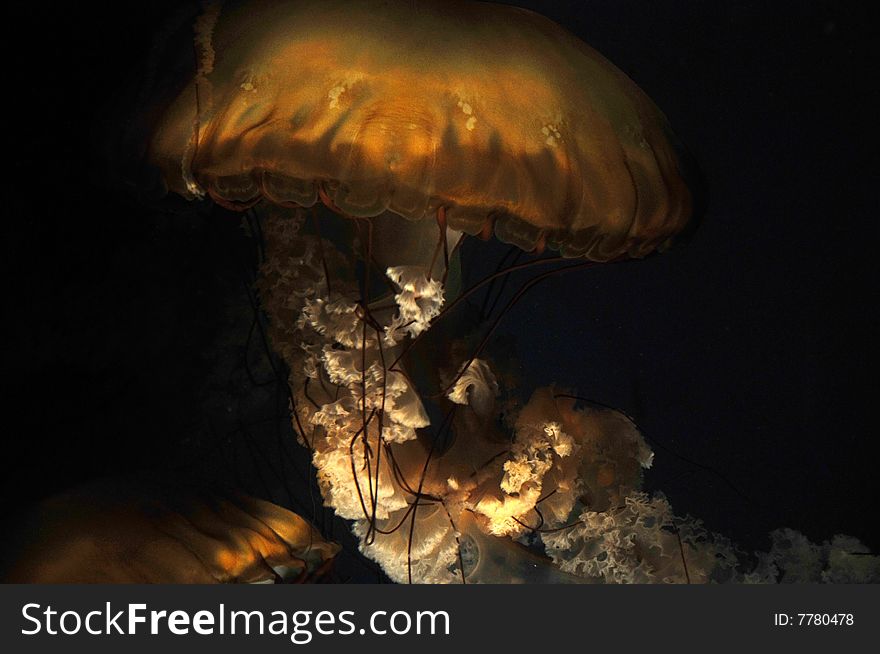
[2,0,878,578]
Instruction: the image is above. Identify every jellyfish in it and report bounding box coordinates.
[4,476,339,583]
[123,0,877,584]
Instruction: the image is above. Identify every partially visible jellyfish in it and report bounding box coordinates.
[126,0,878,583]
[4,477,339,583]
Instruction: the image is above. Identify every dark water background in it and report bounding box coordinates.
[2,0,877,580]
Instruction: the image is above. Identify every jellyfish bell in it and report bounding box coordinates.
[146,0,693,260]
[133,0,701,583]
[3,477,339,583]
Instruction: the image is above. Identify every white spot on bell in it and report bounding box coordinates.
[541,123,562,147]
[328,85,346,108]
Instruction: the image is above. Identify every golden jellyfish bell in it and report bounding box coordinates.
[148,0,695,261]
